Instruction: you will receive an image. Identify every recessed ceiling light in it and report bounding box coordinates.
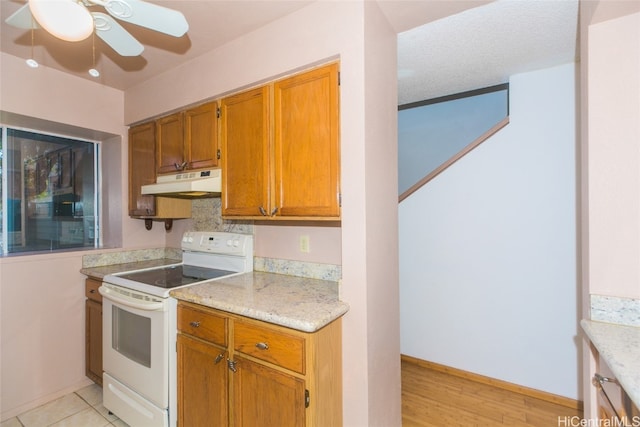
[88,68,100,77]
[26,58,39,68]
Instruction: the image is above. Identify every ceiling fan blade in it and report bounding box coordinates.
[92,12,144,56]
[4,4,38,29]
[91,0,188,37]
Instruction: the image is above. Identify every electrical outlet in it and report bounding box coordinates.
[299,235,310,253]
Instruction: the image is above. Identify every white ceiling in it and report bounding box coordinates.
[398,0,578,105]
[0,0,579,105]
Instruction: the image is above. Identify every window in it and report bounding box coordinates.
[0,127,99,254]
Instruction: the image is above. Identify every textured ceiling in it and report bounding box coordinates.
[398,0,579,105]
[0,0,579,104]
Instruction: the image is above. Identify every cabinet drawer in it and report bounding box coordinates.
[85,278,102,303]
[178,304,227,347]
[234,321,305,374]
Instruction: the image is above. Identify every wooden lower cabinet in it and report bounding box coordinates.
[177,334,228,426]
[233,356,306,426]
[85,278,102,386]
[177,301,342,427]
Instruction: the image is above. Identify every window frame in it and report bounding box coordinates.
[0,125,101,255]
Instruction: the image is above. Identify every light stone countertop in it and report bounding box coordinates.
[80,258,181,279]
[581,319,640,408]
[170,271,349,333]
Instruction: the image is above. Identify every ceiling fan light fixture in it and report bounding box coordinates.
[28,0,94,42]
[26,20,39,68]
[88,31,99,77]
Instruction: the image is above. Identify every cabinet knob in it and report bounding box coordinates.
[89,289,96,293]
[255,342,269,350]
[189,321,201,328]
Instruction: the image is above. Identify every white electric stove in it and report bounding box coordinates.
[99,231,253,427]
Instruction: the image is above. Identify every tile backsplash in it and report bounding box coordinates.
[82,247,182,268]
[84,198,341,281]
[191,198,253,234]
[254,257,341,281]
[591,294,640,327]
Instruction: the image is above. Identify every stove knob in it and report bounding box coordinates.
[233,240,240,247]
[227,239,233,246]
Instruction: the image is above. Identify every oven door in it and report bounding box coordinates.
[100,283,169,410]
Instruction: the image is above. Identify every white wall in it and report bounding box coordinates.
[399,63,579,399]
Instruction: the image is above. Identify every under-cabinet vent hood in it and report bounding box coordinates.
[141,169,221,199]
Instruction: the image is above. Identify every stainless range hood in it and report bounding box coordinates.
[141,169,221,198]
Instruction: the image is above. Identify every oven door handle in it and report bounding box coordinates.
[98,286,165,311]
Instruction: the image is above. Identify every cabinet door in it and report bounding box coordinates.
[274,63,340,217]
[232,356,306,427]
[221,86,271,217]
[128,122,156,217]
[156,112,185,174]
[85,298,102,385]
[185,102,219,170]
[178,334,228,427]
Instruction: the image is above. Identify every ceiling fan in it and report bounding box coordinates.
[5,0,189,56]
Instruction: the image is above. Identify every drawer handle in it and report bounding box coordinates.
[89,289,96,293]
[190,321,201,328]
[255,342,269,350]
[214,353,224,365]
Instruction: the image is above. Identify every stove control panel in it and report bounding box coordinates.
[181,231,253,256]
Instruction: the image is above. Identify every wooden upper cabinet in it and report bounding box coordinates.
[156,102,219,175]
[128,121,157,217]
[128,121,191,220]
[221,86,271,217]
[221,62,340,220]
[185,102,219,170]
[156,112,185,174]
[274,63,340,218]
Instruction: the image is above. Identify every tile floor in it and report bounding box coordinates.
[1,384,129,427]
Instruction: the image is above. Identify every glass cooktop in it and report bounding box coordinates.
[116,265,235,289]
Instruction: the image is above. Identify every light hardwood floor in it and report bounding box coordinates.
[402,355,583,427]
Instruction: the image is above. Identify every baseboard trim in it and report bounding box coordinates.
[401,354,583,411]
[1,377,94,422]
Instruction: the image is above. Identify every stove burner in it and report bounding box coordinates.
[117,265,235,289]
